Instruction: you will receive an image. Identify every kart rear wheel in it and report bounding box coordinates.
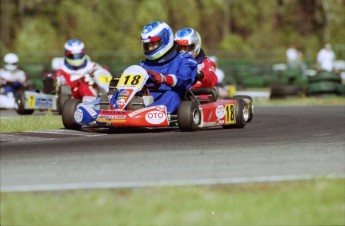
[177,100,201,131]
[57,85,72,115]
[62,99,82,130]
[223,98,248,129]
[14,90,34,115]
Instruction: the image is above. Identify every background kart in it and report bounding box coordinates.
[62,65,254,131]
[13,67,112,115]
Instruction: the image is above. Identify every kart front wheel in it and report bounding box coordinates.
[62,99,82,130]
[177,100,201,131]
[233,95,253,123]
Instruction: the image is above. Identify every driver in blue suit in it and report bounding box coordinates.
[111,21,197,113]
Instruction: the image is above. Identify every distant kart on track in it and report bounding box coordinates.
[62,65,253,132]
[13,68,112,115]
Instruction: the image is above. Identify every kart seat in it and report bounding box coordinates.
[184,87,219,104]
[42,76,55,94]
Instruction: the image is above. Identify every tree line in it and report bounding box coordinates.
[1,0,344,63]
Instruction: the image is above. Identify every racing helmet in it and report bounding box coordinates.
[141,21,174,60]
[4,53,19,71]
[174,28,201,58]
[64,39,87,68]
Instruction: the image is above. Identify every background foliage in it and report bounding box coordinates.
[1,0,345,65]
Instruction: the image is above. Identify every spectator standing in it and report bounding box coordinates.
[286,44,299,70]
[317,43,336,72]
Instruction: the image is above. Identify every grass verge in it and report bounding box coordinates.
[0,111,63,133]
[1,179,344,226]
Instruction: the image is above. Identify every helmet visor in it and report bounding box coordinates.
[179,44,195,53]
[65,50,85,60]
[5,63,17,71]
[143,36,162,52]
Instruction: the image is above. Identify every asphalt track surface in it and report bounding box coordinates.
[1,106,345,192]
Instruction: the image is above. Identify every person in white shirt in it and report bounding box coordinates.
[286,44,299,70]
[317,43,336,72]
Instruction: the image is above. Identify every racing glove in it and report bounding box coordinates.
[146,69,177,87]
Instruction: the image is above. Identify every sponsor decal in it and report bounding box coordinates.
[216,105,226,118]
[74,109,83,123]
[100,110,126,115]
[119,90,130,96]
[110,115,126,119]
[82,104,97,116]
[117,98,126,106]
[145,110,167,124]
[98,115,126,120]
[217,119,225,125]
[35,98,53,108]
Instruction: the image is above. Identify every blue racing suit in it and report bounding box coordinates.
[139,44,197,113]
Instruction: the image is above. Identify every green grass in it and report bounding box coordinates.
[1,179,344,226]
[0,111,63,133]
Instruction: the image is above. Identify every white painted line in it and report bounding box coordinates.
[1,174,344,192]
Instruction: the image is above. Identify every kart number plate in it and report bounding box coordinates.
[117,74,145,88]
[225,103,235,124]
[28,95,35,108]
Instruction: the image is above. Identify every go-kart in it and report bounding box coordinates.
[13,68,112,115]
[62,65,253,131]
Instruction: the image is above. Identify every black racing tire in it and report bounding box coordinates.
[233,95,253,123]
[307,81,338,96]
[270,84,301,98]
[222,98,248,129]
[308,71,341,84]
[62,99,82,130]
[57,94,70,114]
[14,90,35,115]
[177,100,201,132]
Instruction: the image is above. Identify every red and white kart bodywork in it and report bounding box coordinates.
[62,65,253,131]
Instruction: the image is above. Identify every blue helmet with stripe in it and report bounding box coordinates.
[141,21,174,60]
